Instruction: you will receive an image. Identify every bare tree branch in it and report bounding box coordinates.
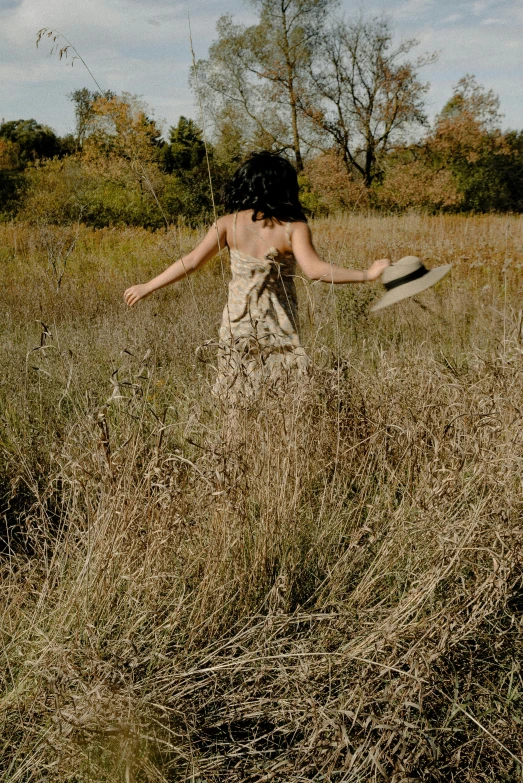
[301,16,435,186]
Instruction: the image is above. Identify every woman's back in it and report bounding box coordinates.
[220,211,300,343]
[226,210,294,261]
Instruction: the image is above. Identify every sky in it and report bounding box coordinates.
[1,0,522,137]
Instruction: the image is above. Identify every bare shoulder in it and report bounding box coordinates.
[290,220,310,235]
[289,220,312,244]
[209,214,233,247]
[213,214,233,232]
[218,213,235,226]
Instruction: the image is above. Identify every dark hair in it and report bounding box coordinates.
[223,151,307,223]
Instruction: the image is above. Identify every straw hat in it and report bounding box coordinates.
[370,256,452,313]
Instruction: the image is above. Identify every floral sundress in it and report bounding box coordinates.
[213,214,308,401]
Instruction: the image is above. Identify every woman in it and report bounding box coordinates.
[124,151,389,399]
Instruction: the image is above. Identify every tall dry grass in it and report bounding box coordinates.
[1,214,523,782]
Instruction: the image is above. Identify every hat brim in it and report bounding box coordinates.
[370,264,452,313]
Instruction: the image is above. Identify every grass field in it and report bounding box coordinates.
[1,214,523,782]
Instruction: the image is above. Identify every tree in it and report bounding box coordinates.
[155,116,218,224]
[159,117,206,174]
[81,93,162,163]
[428,76,521,211]
[431,75,502,165]
[75,93,168,228]
[196,0,336,171]
[0,119,61,165]
[375,150,461,212]
[301,150,369,213]
[0,138,26,216]
[0,119,68,216]
[212,105,247,174]
[303,16,433,186]
[69,88,109,149]
[499,131,523,211]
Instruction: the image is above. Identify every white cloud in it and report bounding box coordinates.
[358,0,523,125]
[442,14,464,23]
[2,0,208,49]
[0,0,522,134]
[0,0,255,132]
[394,0,434,21]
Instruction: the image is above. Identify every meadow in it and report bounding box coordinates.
[1,213,523,782]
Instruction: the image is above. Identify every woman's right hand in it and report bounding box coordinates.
[366,258,390,281]
[124,283,151,307]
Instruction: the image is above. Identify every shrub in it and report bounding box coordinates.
[375,154,462,212]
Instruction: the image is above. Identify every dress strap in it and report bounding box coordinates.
[233,213,238,250]
[285,222,292,246]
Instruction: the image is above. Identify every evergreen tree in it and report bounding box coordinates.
[159,117,207,174]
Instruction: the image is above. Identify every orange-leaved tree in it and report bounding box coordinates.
[427,75,519,211]
[81,93,168,226]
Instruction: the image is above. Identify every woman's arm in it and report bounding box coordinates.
[291,221,389,283]
[124,218,228,307]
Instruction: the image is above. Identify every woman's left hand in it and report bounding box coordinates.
[366,258,390,281]
[124,283,151,307]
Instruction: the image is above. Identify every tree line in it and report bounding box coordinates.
[1,3,522,228]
